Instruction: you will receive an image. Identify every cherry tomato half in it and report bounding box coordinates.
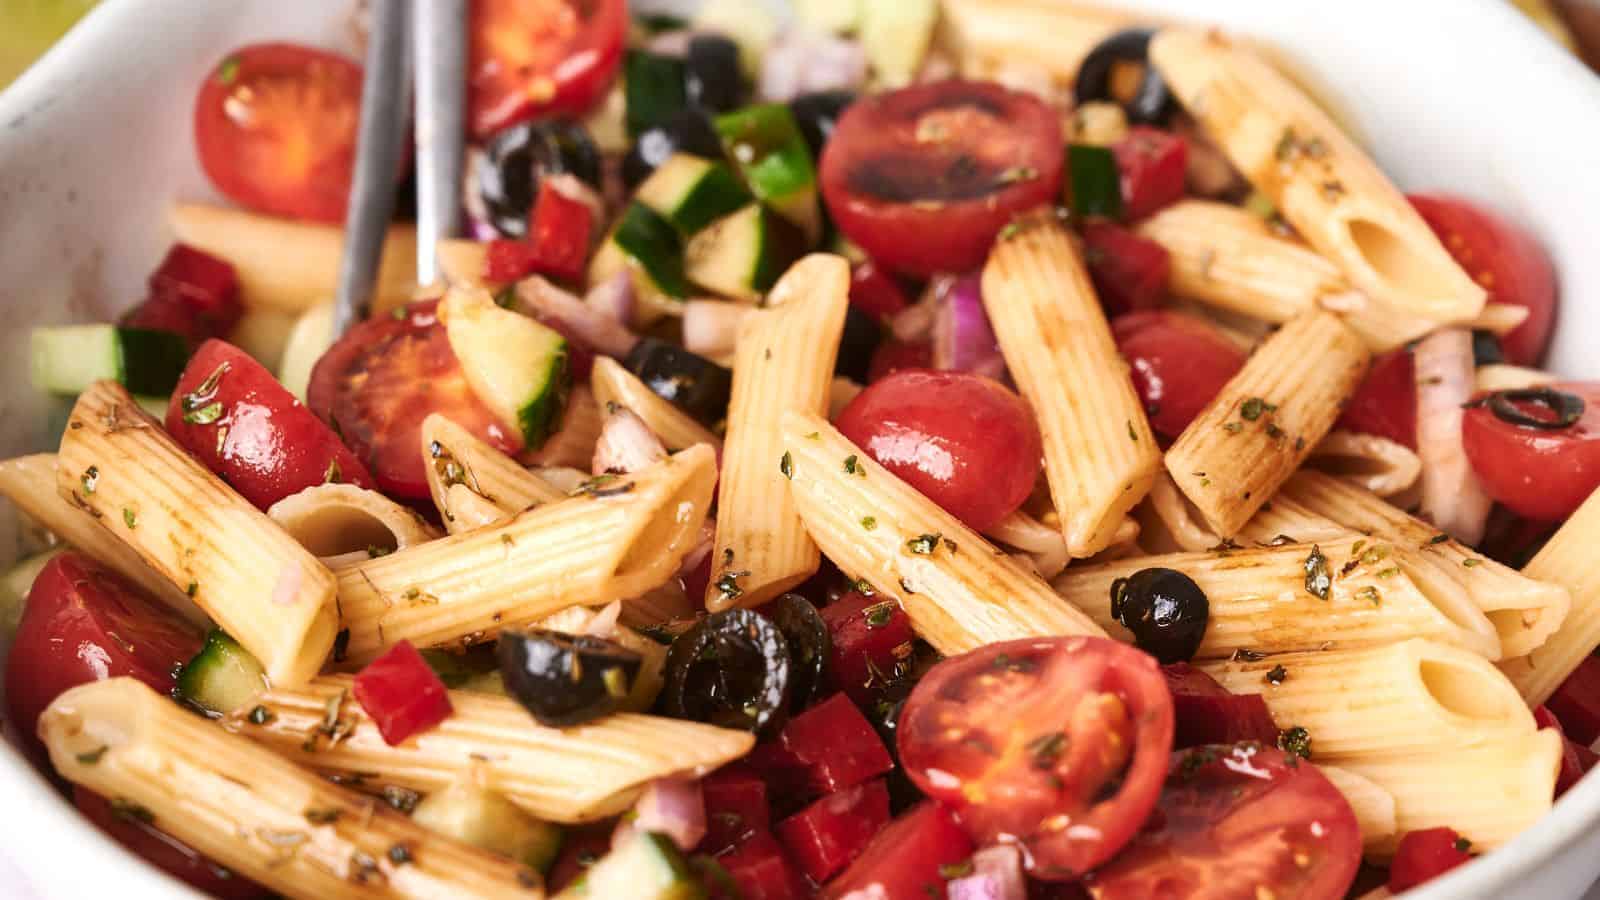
[835,370,1042,532]
[897,637,1174,879]
[1386,827,1473,894]
[194,43,362,223]
[4,553,201,757]
[1084,744,1362,900]
[75,788,267,900]
[1335,348,1416,450]
[1461,382,1600,521]
[820,81,1064,277]
[819,801,974,900]
[307,300,521,500]
[468,0,628,139]
[1410,194,1558,366]
[1113,311,1245,441]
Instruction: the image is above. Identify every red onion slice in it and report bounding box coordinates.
[681,299,752,362]
[932,273,1005,379]
[515,276,639,359]
[946,845,1027,900]
[615,777,706,852]
[593,406,668,475]
[758,30,868,102]
[1414,328,1493,544]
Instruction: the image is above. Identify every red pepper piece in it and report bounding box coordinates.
[484,238,541,284]
[820,801,974,900]
[526,180,594,283]
[849,261,911,324]
[775,778,890,883]
[821,591,916,707]
[1387,827,1473,893]
[1081,221,1170,317]
[352,640,453,745]
[123,244,242,344]
[1546,654,1600,746]
[717,830,808,900]
[701,764,772,855]
[779,693,894,794]
[865,339,932,384]
[1113,127,1188,223]
[1162,663,1279,749]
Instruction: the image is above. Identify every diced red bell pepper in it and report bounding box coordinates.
[484,238,542,284]
[526,179,594,283]
[701,764,772,855]
[1081,221,1170,317]
[122,244,242,344]
[821,591,916,707]
[866,339,933,384]
[743,740,818,814]
[1112,127,1188,223]
[849,261,911,324]
[820,801,974,900]
[1388,827,1473,893]
[776,778,891,883]
[1546,654,1600,747]
[718,830,808,900]
[779,693,894,793]
[1535,705,1599,797]
[1335,348,1417,450]
[1162,663,1279,749]
[352,640,453,745]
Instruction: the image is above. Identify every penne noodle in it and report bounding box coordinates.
[1500,486,1600,705]
[589,357,722,453]
[1165,309,1369,537]
[1235,493,1348,547]
[984,510,1070,581]
[1318,765,1398,853]
[435,239,496,291]
[1138,471,1222,553]
[1200,639,1535,759]
[335,445,715,664]
[1306,430,1422,498]
[983,216,1161,556]
[1336,729,1560,855]
[226,675,754,824]
[1149,30,1487,323]
[419,414,564,535]
[520,383,603,470]
[170,203,418,316]
[41,678,544,899]
[56,382,337,686]
[0,453,205,625]
[1475,363,1557,393]
[269,484,441,561]
[1052,535,1501,660]
[1280,471,1568,660]
[707,255,849,610]
[783,411,1103,655]
[939,0,1134,88]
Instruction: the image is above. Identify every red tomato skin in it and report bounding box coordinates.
[1335,349,1417,450]
[1113,312,1246,441]
[821,591,917,707]
[4,553,202,756]
[193,43,362,222]
[897,637,1175,879]
[526,179,594,282]
[485,238,541,284]
[700,764,772,855]
[836,370,1043,532]
[1544,654,1600,746]
[122,244,242,345]
[468,0,628,139]
[1086,744,1362,900]
[1387,828,1473,893]
[776,778,891,882]
[75,788,268,900]
[1162,663,1279,749]
[819,801,975,900]
[306,300,522,499]
[351,640,454,745]
[1082,222,1170,316]
[1461,382,1600,521]
[779,693,894,794]
[865,340,932,384]
[1114,127,1188,223]
[166,340,374,511]
[820,81,1064,277]
[1534,706,1598,797]
[850,261,912,324]
[718,830,809,900]
[1410,193,1558,366]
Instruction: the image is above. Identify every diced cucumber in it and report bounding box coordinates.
[0,549,63,641]
[685,204,806,302]
[174,629,268,717]
[457,669,509,696]
[860,0,938,86]
[420,645,499,688]
[625,51,689,139]
[796,0,861,33]
[591,201,693,328]
[442,288,570,448]
[276,303,335,402]
[690,0,778,79]
[413,781,564,873]
[555,831,703,900]
[713,105,821,245]
[30,324,191,397]
[634,155,753,236]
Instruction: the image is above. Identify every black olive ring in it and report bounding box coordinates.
[1484,387,1586,430]
[1073,28,1176,126]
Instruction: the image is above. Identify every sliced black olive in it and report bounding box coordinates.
[768,594,830,711]
[497,629,643,727]
[1110,567,1209,663]
[477,120,601,238]
[1471,329,1505,367]
[834,305,882,384]
[1480,387,1586,430]
[685,35,744,113]
[1073,28,1176,126]
[622,109,725,190]
[661,609,791,735]
[788,90,857,159]
[623,337,734,428]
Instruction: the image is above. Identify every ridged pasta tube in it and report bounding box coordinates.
[1500,486,1600,704]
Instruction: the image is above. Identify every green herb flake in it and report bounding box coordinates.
[1356,585,1382,607]
[1223,421,1244,435]
[1303,544,1331,600]
[185,581,199,598]
[1429,533,1450,545]
[907,533,941,555]
[388,843,414,865]
[304,807,342,825]
[1240,397,1276,421]
[842,454,865,476]
[939,861,975,879]
[1264,665,1288,685]
[1277,725,1313,763]
[715,571,750,603]
[182,402,224,425]
[81,465,99,495]
[805,431,820,440]
[1375,566,1401,579]
[779,451,793,480]
[382,785,420,813]
[122,508,137,529]
[1265,423,1285,440]
[1454,837,1472,853]
[1127,419,1138,442]
[864,601,897,628]
[860,516,877,530]
[110,797,154,825]
[217,56,239,84]
[75,745,109,765]
[324,458,342,484]
[1026,731,1068,769]
[248,705,275,726]
[1463,558,1483,568]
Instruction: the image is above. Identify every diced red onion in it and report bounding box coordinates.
[1413,328,1493,544]
[681,299,751,361]
[679,520,716,579]
[759,30,869,102]
[946,846,1027,900]
[593,406,668,475]
[616,778,706,852]
[891,274,952,343]
[516,276,639,358]
[932,273,1005,379]
[584,270,636,328]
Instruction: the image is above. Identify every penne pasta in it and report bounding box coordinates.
[1280,471,1569,660]
[41,678,544,899]
[1052,535,1501,660]
[589,357,722,453]
[707,255,849,610]
[1500,486,1600,705]
[1149,30,1487,324]
[1305,430,1422,498]
[983,216,1161,557]
[0,453,205,625]
[335,445,716,663]
[419,414,565,535]
[1318,765,1398,853]
[939,0,1134,88]
[269,484,441,561]
[1165,309,1369,537]
[1200,639,1534,759]
[984,510,1070,581]
[56,382,337,686]
[226,675,754,824]
[1475,363,1557,393]
[435,239,496,291]
[520,383,603,470]
[782,411,1103,656]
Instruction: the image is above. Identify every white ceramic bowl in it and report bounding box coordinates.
[4,1,1600,897]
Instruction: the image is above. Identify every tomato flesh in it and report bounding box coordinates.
[1083,221,1171,317]
[836,370,1042,532]
[468,0,627,138]
[699,764,771,855]
[1162,663,1278,750]
[820,81,1064,277]
[75,788,267,900]
[351,640,454,745]
[193,43,362,222]
[865,340,932,384]
[849,261,912,324]
[1114,127,1188,222]
[821,590,917,708]
[1113,312,1245,441]
[1461,381,1600,521]
[819,801,974,900]
[307,300,521,500]
[1335,348,1416,450]
[1085,744,1362,900]
[897,637,1174,879]
[1387,827,1473,893]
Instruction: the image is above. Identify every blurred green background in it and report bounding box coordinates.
[0,0,99,90]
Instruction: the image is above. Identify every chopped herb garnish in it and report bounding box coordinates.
[305,807,341,825]
[779,451,793,479]
[1356,585,1382,607]
[860,516,877,530]
[805,431,820,440]
[722,548,734,566]
[864,601,897,628]
[1429,533,1450,545]
[1264,665,1288,685]
[906,533,941,555]
[1127,419,1138,441]
[217,56,240,84]
[1026,731,1068,769]
[1232,648,1266,662]
[1463,558,1482,568]
[1178,746,1220,779]
[75,745,109,765]
[81,465,99,495]
[1265,423,1285,440]
[185,581,198,597]
[324,458,342,484]
[1454,837,1472,853]
[570,473,634,498]
[1303,545,1331,600]
[939,861,975,879]
[715,571,749,603]
[122,508,137,529]
[1240,397,1275,421]
[1375,566,1401,579]
[247,705,275,726]
[1223,421,1244,434]
[1277,725,1313,762]
[388,843,413,865]
[381,785,420,813]
[109,797,154,825]
[182,402,224,425]
[853,578,876,596]
[842,455,865,476]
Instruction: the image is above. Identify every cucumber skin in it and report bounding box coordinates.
[174,629,266,717]
[613,203,691,298]
[517,344,570,448]
[670,163,752,235]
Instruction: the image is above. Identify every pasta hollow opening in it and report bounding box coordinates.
[268,483,437,557]
[1418,657,1519,722]
[1344,217,1458,308]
